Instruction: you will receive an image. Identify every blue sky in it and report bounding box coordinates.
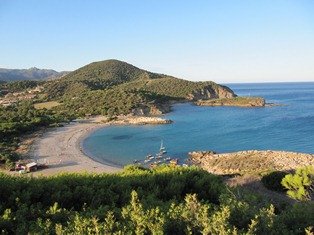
[0,0,313,83]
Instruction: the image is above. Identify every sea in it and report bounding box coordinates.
[82,82,314,167]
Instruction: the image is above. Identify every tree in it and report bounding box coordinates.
[281,166,314,201]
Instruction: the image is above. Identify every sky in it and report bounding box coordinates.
[0,0,313,83]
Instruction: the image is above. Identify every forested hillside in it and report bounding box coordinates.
[43,59,235,116]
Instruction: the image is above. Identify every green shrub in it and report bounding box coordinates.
[281,166,314,201]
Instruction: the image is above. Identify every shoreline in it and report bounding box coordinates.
[22,115,172,176]
[13,109,314,177]
[29,122,121,176]
[78,125,124,169]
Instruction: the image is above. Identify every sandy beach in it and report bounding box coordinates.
[23,116,172,176]
[28,121,121,176]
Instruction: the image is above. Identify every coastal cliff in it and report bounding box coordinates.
[186,84,236,101]
[131,84,238,115]
[131,103,172,116]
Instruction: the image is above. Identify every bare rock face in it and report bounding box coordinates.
[186,85,236,101]
[131,103,171,116]
[149,105,163,115]
[132,106,149,116]
[214,85,237,99]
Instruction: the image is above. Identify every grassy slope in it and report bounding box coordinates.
[34,101,60,110]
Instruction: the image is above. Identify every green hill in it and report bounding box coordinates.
[44,60,164,97]
[63,59,164,83]
[43,59,236,117]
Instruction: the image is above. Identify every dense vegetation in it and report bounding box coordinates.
[44,60,165,99]
[0,80,42,95]
[0,165,313,234]
[0,101,72,167]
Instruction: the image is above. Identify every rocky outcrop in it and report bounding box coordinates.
[196,97,266,107]
[131,106,151,116]
[110,116,172,125]
[189,150,314,175]
[186,85,236,101]
[132,102,171,116]
[77,115,172,125]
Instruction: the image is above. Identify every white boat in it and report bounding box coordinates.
[159,140,167,154]
[155,155,163,159]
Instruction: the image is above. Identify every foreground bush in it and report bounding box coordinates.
[0,166,313,234]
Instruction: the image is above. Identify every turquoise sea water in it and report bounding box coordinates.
[82,82,314,166]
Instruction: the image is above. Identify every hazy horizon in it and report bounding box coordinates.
[1,0,313,83]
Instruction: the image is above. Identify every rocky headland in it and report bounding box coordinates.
[76,115,172,125]
[196,97,266,107]
[108,116,172,125]
[186,84,236,101]
[189,150,314,175]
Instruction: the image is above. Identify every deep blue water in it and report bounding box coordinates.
[82,82,314,166]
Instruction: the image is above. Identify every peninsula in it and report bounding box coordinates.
[196,97,266,107]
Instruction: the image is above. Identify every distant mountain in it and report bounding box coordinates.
[0,67,69,82]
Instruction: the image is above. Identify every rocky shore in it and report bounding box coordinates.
[82,115,172,125]
[189,150,314,175]
[109,116,172,125]
[196,97,266,107]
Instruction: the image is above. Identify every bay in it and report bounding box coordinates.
[82,82,314,166]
